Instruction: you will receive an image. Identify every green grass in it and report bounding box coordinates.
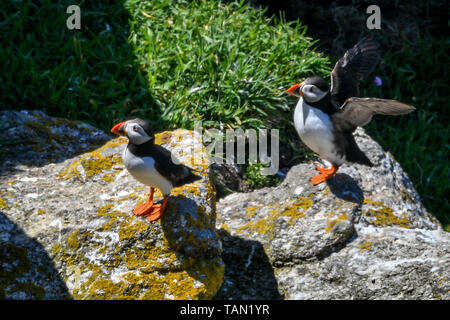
[0,0,328,132]
[243,163,281,189]
[359,35,449,228]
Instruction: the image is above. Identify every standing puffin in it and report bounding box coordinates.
[111,118,201,221]
[286,37,415,185]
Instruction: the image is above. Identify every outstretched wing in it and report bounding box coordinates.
[331,97,416,133]
[330,37,380,106]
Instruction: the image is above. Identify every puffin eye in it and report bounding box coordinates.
[133,126,138,132]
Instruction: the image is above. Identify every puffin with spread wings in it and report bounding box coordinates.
[286,37,415,185]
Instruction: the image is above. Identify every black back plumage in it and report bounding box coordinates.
[330,37,380,107]
[128,142,201,187]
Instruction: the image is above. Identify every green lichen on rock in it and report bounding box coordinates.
[54,207,223,300]
[0,197,8,210]
[58,138,126,181]
[325,213,350,233]
[357,241,373,251]
[237,196,312,240]
[363,199,411,228]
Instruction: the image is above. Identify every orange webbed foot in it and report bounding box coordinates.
[132,187,155,216]
[132,201,154,216]
[310,165,338,186]
[145,197,168,222]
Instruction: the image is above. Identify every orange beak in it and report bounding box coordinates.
[111,121,128,136]
[286,82,303,97]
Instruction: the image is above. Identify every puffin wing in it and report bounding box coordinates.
[332,97,416,132]
[330,37,380,106]
[151,145,201,187]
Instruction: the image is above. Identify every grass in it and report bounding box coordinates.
[0,0,448,228]
[0,0,328,132]
[243,163,281,189]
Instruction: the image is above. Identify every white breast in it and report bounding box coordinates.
[294,98,345,166]
[122,147,173,195]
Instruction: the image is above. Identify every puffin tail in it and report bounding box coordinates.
[345,135,374,167]
[174,166,202,187]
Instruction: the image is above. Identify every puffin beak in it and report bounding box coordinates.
[111,121,128,136]
[286,82,303,97]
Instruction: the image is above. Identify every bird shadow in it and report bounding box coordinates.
[159,195,221,258]
[0,211,71,299]
[158,195,283,299]
[326,172,364,204]
[213,229,283,300]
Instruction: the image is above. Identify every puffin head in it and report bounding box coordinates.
[111,118,154,145]
[286,76,330,103]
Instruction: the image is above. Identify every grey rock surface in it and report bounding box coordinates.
[215,128,449,300]
[0,110,223,300]
[1,110,448,300]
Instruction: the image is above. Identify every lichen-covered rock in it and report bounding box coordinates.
[0,110,223,300]
[216,128,449,300]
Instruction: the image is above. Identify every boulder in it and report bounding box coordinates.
[0,110,223,300]
[215,128,449,299]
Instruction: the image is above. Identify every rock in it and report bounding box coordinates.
[215,127,449,299]
[0,110,223,300]
[210,163,250,198]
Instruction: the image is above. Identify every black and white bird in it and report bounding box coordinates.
[111,118,201,221]
[286,37,415,185]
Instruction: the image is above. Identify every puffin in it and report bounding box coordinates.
[111,118,201,221]
[286,37,415,185]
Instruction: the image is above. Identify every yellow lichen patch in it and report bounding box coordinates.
[358,241,373,251]
[97,204,114,216]
[0,197,8,210]
[363,199,411,228]
[117,192,142,202]
[96,204,128,231]
[102,172,118,183]
[37,208,45,215]
[154,131,172,145]
[51,243,62,256]
[220,223,230,233]
[77,257,224,300]
[171,184,201,197]
[58,138,126,181]
[237,197,312,239]
[326,213,350,233]
[118,219,149,241]
[67,230,81,250]
[246,205,262,217]
[58,228,223,300]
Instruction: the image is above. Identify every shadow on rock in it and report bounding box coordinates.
[213,229,283,300]
[160,196,221,258]
[0,212,71,299]
[327,173,364,204]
